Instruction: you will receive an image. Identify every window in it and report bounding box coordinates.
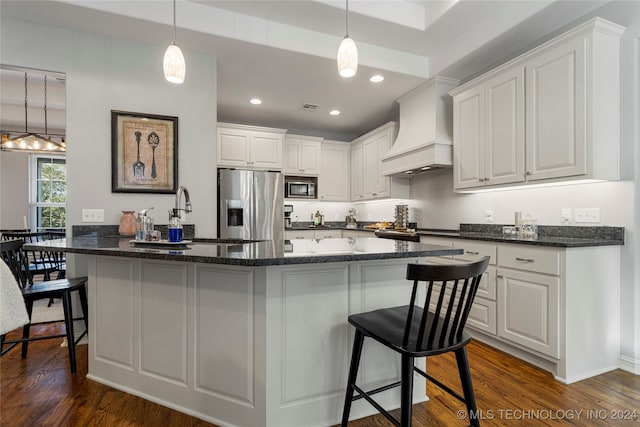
[30,155,66,231]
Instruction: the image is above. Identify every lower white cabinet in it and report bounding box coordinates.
[419,235,619,383]
[497,267,559,358]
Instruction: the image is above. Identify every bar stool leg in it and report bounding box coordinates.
[78,283,89,332]
[341,330,365,427]
[62,291,77,374]
[400,354,415,427]
[456,347,479,427]
[21,300,34,358]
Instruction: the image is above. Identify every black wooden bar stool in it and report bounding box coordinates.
[341,256,490,427]
[0,239,88,374]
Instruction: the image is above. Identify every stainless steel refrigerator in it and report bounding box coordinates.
[218,169,284,241]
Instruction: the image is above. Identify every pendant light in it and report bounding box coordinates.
[337,0,358,78]
[163,0,186,84]
[1,73,65,154]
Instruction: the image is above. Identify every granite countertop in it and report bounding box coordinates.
[25,236,462,266]
[417,224,625,248]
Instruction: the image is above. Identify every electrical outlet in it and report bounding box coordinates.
[561,208,572,224]
[575,208,600,223]
[485,210,494,223]
[82,209,104,223]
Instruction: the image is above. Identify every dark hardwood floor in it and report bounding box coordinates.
[1,323,639,426]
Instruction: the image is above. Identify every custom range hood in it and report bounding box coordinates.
[381,76,459,177]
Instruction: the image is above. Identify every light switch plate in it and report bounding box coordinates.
[575,208,600,223]
[561,208,572,224]
[82,209,104,223]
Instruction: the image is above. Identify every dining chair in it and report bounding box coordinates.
[341,256,490,427]
[0,239,88,374]
[0,231,62,281]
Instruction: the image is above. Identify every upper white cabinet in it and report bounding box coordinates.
[351,122,410,201]
[453,65,525,189]
[450,17,624,191]
[319,141,350,201]
[283,135,322,176]
[217,123,286,169]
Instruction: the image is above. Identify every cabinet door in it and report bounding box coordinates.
[525,36,586,181]
[485,66,525,186]
[350,142,364,201]
[453,85,485,189]
[362,137,379,199]
[497,268,559,357]
[218,130,249,167]
[283,140,302,174]
[319,142,349,201]
[249,132,283,168]
[299,141,321,175]
[374,131,392,198]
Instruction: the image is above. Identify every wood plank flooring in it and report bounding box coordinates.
[1,323,639,426]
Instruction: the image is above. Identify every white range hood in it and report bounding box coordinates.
[381,76,459,177]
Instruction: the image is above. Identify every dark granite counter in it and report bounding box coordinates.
[25,236,462,266]
[417,224,624,248]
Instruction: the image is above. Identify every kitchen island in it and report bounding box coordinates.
[31,237,462,427]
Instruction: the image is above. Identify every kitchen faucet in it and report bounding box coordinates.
[170,185,192,219]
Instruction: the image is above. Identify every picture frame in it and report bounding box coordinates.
[111,110,178,193]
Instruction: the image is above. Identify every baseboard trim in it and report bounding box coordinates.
[619,355,640,375]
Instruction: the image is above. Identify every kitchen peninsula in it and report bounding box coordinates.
[31,236,462,427]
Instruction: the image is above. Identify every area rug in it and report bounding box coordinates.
[30,298,65,323]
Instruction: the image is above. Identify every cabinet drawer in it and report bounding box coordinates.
[454,240,497,265]
[498,245,560,275]
[425,257,496,301]
[467,297,497,335]
[314,230,342,239]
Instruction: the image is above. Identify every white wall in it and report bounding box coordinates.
[1,17,218,237]
[0,151,29,229]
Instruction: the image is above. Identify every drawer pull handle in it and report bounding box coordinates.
[465,250,480,255]
[515,257,535,262]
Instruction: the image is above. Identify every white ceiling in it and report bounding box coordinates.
[1,0,631,140]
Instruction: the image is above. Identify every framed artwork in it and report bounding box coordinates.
[111,110,178,193]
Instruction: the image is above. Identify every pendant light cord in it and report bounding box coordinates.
[44,76,48,135]
[23,72,28,134]
[345,0,350,37]
[173,0,177,44]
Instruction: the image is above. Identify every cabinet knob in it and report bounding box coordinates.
[526,171,532,176]
[497,274,504,279]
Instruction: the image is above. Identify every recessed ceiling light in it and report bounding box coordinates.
[420,166,432,171]
[329,110,341,116]
[250,98,262,105]
[370,75,384,83]
[404,170,413,174]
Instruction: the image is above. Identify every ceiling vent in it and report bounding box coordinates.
[300,103,318,111]
[381,76,459,177]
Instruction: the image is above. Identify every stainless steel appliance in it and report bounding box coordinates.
[218,169,284,241]
[285,176,316,199]
[284,204,293,228]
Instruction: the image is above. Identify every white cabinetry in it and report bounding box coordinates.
[284,135,322,176]
[217,123,285,169]
[319,141,350,201]
[285,229,342,239]
[350,141,364,201]
[453,65,525,189]
[350,122,409,201]
[496,245,561,358]
[418,235,619,383]
[450,17,624,191]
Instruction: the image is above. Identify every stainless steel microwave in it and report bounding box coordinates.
[285,177,316,199]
